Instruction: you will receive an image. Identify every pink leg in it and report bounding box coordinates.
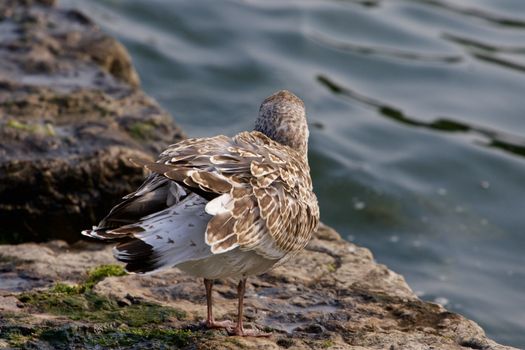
[229,278,271,337]
[203,279,234,329]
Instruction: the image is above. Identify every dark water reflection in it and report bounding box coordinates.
[317,74,525,158]
[62,0,525,346]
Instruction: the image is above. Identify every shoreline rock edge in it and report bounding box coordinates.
[0,1,517,349]
[0,225,517,349]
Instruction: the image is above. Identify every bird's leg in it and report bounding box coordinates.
[230,278,271,337]
[203,278,234,329]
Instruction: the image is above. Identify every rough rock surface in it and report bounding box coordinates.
[0,225,516,350]
[0,1,517,350]
[0,0,185,243]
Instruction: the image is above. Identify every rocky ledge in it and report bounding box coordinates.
[0,1,517,350]
[0,224,516,350]
[0,0,184,243]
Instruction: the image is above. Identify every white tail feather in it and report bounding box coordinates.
[114,193,214,273]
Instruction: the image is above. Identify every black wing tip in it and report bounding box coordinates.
[114,239,162,274]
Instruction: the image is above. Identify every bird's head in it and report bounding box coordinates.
[255,90,309,157]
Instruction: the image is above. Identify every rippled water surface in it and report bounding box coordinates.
[62,0,525,346]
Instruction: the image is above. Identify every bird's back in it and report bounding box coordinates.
[82,130,319,276]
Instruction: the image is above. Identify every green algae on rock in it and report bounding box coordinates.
[84,264,128,291]
[5,264,190,349]
[17,264,186,326]
[1,322,195,349]
[18,289,185,326]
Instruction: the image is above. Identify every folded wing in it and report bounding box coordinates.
[82,131,319,272]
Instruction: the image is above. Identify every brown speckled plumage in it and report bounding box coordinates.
[139,129,319,259]
[82,90,319,336]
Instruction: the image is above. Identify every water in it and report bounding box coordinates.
[61,0,525,347]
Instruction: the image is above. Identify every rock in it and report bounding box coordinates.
[0,0,185,243]
[0,1,517,349]
[0,225,516,350]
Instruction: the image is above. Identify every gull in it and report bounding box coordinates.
[82,90,319,336]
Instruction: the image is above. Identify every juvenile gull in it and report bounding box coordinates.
[82,90,319,336]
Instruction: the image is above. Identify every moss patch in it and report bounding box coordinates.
[10,264,191,348]
[18,289,185,326]
[326,262,337,273]
[321,339,335,348]
[87,327,194,348]
[6,119,56,136]
[128,121,155,140]
[84,264,127,290]
[3,329,31,348]
[1,324,195,349]
[18,264,185,326]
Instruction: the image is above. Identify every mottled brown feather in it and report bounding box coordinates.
[134,131,319,260]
